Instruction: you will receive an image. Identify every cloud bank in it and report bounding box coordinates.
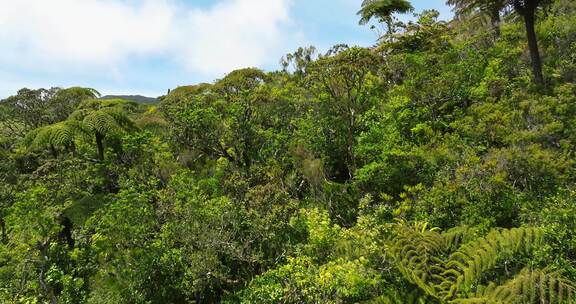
[0,0,296,78]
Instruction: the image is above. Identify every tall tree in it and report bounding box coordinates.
[1,87,99,131]
[69,99,136,161]
[48,87,100,122]
[512,0,545,85]
[305,46,381,182]
[358,0,414,36]
[446,0,506,39]
[1,88,58,129]
[446,0,546,84]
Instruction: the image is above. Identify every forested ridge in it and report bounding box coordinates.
[1,0,576,303]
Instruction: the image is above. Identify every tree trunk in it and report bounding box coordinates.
[490,7,501,40]
[95,133,105,161]
[385,16,393,38]
[49,144,58,158]
[68,141,76,156]
[36,239,57,304]
[521,2,545,85]
[0,218,6,243]
[59,216,75,249]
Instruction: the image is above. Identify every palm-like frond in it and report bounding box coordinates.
[358,0,414,25]
[383,224,573,303]
[26,98,137,160]
[445,0,507,22]
[455,269,576,304]
[82,111,122,137]
[389,224,475,299]
[24,121,77,151]
[441,227,543,300]
[70,100,136,137]
[447,0,488,16]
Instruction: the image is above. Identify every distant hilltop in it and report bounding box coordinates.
[100,95,158,104]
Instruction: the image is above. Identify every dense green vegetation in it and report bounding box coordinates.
[1,0,576,302]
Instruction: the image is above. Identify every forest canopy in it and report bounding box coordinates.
[1,0,576,303]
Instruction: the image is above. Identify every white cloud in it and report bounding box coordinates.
[176,0,293,75]
[0,0,297,77]
[0,0,174,67]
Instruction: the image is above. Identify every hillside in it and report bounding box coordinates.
[0,1,576,303]
[100,94,158,104]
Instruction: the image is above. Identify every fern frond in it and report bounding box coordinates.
[100,108,136,131]
[441,227,544,299]
[388,224,547,302]
[442,226,475,251]
[70,100,136,137]
[389,224,450,298]
[365,288,428,304]
[454,268,576,304]
[69,108,92,121]
[24,121,77,151]
[358,0,413,25]
[82,110,124,137]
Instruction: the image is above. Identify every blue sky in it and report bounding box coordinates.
[0,0,451,98]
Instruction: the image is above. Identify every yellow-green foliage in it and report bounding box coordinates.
[135,106,168,132]
[234,256,382,304]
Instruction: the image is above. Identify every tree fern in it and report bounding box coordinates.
[454,268,576,304]
[23,121,79,157]
[388,223,475,298]
[82,111,122,137]
[446,0,506,18]
[441,227,543,300]
[445,0,506,38]
[358,0,414,25]
[382,224,574,303]
[389,223,448,296]
[68,100,136,160]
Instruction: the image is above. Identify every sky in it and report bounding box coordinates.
[0,0,452,98]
